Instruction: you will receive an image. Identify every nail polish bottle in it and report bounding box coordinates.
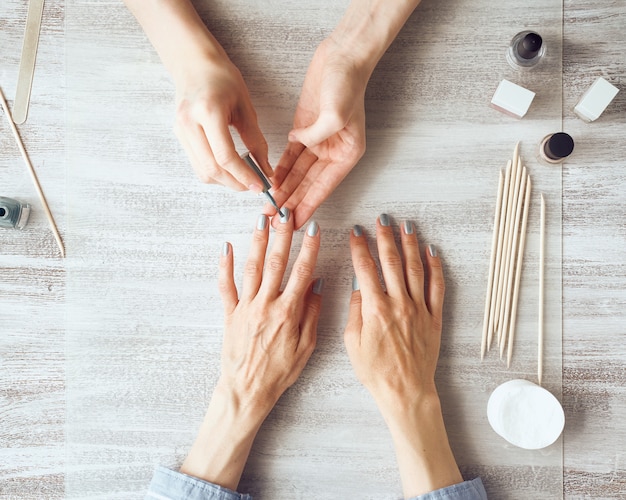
[0,196,31,229]
[507,31,545,69]
[538,133,575,165]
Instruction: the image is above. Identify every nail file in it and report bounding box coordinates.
[13,0,45,125]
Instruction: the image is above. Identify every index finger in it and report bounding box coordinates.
[201,112,264,192]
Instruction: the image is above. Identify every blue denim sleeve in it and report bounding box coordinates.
[408,478,487,500]
[145,466,253,500]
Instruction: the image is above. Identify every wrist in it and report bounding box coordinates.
[180,384,269,490]
[329,0,421,76]
[125,0,228,82]
[382,392,463,498]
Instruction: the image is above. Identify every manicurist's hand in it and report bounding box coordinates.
[268,37,368,229]
[124,0,272,191]
[345,215,463,498]
[267,0,423,229]
[180,209,323,491]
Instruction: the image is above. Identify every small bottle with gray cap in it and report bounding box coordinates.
[0,196,31,229]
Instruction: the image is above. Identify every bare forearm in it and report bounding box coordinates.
[123,0,226,79]
[384,393,463,499]
[331,0,422,76]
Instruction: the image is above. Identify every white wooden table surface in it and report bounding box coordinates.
[1,0,624,498]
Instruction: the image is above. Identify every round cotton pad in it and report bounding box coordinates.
[487,379,565,450]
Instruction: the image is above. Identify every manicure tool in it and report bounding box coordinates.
[0,87,65,257]
[241,152,284,218]
[13,0,45,124]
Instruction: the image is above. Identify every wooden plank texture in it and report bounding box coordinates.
[0,0,624,498]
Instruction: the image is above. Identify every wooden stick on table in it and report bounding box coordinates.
[506,178,532,368]
[538,193,546,383]
[481,169,504,360]
[497,153,523,350]
[487,160,512,351]
[494,152,519,345]
[0,86,65,258]
[500,166,528,359]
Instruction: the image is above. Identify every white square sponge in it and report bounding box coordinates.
[490,79,536,118]
[574,77,619,122]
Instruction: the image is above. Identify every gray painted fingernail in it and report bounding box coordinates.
[221,242,230,256]
[307,220,319,237]
[403,220,414,235]
[380,214,390,227]
[280,207,290,224]
[352,275,360,291]
[257,214,268,230]
[428,244,438,257]
[353,225,363,237]
[313,278,324,295]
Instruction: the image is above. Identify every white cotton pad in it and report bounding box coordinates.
[574,77,620,122]
[487,379,564,450]
[490,79,536,118]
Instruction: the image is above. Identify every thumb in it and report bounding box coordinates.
[289,110,345,148]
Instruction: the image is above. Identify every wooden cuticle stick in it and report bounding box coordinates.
[537,193,545,383]
[481,169,504,360]
[0,86,65,257]
[497,152,523,351]
[507,178,532,368]
[501,167,528,360]
[494,149,519,346]
[488,160,512,351]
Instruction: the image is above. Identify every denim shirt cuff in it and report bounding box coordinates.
[145,466,253,500]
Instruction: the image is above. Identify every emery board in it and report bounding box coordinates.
[13,0,45,125]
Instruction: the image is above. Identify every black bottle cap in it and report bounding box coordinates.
[517,32,543,59]
[545,133,574,160]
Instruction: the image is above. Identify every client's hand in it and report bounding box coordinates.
[344,215,462,498]
[181,209,322,491]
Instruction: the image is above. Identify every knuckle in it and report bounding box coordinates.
[175,103,194,127]
[197,168,217,184]
[293,262,315,282]
[267,254,287,272]
[369,301,387,320]
[406,263,425,280]
[353,256,376,273]
[433,279,446,295]
[397,300,415,321]
[244,261,262,277]
[252,229,267,242]
[307,298,322,317]
[383,253,403,270]
[212,148,239,168]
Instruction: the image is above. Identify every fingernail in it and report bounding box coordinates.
[352,275,360,291]
[307,220,319,237]
[288,132,298,143]
[380,214,390,227]
[249,183,263,194]
[221,242,230,256]
[312,278,324,295]
[353,225,363,237]
[428,244,438,257]
[257,214,268,230]
[403,220,414,235]
[280,207,290,223]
